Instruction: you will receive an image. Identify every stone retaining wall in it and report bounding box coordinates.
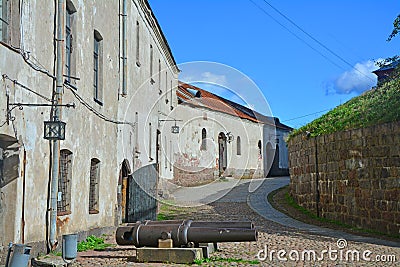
[288,121,400,236]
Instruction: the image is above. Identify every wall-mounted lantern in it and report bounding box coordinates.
[171,125,180,134]
[44,120,66,140]
[226,132,234,143]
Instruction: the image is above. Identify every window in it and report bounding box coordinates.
[165,72,168,104]
[0,0,20,46]
[136,21,140,66]
[258,140,262,159]
[237,136,241,155]
[89,158,100,214]
[148,123,153,161]
[150,44,154,84]
[58,149,73,214]
[158,59,161,94]
[201,128,207,150]
[170,80,173,110]
[93,30,103,105]
[164,136,167,169]
[0,0,6,41]
[65,1,76,82]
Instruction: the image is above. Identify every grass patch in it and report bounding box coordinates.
[289,78,400,139]
[77,235,114,252]
[271,186,400,239]
[157,200,198,221]
[193,256,259,265]
[50,251,62,257]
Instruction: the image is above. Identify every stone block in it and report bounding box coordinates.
[136,247,203,264]
[199,243,217,258]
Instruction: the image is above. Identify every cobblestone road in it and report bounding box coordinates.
[59,177,399,266]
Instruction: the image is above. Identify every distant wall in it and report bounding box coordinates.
[288,121,400,236]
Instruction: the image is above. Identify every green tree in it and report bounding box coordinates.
[387,14,400,41]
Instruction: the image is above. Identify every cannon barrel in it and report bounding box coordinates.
[140,220,255,229]
[116,220,257,247]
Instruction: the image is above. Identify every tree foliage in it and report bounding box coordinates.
[387,14,400,41]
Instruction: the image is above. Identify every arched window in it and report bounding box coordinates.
[94,30,103,105]
[237,136,241,155]
[89,158,100,213]
[258,140,262,158]
[201,128,207,150]
[59,149,73,214]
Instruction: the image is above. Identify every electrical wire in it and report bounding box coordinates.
[64,82,135,128]
[282,108,331,122]
[2,74,53,102]
[250,0,375,81]
[248,0,344,71]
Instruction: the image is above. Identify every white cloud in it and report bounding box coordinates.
[327,60,379,95]
[201,72,229,87]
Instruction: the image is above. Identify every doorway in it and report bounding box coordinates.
[218,132,227,176]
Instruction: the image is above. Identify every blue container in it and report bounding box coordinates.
[8,244,31,267]
[62,234,78,261]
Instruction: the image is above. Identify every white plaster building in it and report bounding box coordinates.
[0,0,177,261]
[170,82,291,187]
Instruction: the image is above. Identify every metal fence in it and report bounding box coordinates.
[127,163,158,222]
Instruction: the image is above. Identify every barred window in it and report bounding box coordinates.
[89,158,100,214]
[58,149,73,215]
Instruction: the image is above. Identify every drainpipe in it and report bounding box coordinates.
[49,0,65,250]
[122,0,127,95]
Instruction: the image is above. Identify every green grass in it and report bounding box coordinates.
[77,235,114,252]
[283,190,400,239]
[289,78,400,139]
[157,200,197,221]
[193,256,259,265]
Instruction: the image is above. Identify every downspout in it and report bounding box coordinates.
[49,0,65,250]
[21,149,26,243]
[122,0,127,96]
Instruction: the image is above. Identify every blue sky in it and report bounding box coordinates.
[148,0,400,128]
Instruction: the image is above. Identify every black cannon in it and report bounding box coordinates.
[116,220,258,247]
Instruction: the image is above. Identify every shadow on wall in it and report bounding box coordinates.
[266,143,289,177]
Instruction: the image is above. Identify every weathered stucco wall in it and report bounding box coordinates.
[0,0,178,262]
[288,121,400,236]
[170,103,264,187]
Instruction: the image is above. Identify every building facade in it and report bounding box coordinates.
[170,82,291,187]
[0,0,177,261]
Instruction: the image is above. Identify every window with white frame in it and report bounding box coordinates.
[89,158,100,214]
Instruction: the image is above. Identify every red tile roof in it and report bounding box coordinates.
[177,81,260,123]
[177,81,293,131]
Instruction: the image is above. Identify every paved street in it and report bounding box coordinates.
[37,177,399,266]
